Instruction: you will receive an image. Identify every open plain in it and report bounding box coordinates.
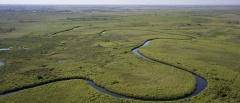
[0,5,240,103]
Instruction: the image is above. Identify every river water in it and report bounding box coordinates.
[0,40,207,101]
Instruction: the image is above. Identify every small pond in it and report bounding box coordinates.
[0,62,4,66]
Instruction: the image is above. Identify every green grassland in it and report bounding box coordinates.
[0,5,240,102]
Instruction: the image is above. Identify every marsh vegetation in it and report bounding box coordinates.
[0,5,240,103]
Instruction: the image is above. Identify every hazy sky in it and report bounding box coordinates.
[1,0,240,5]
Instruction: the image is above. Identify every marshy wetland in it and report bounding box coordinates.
[0,5,240,103]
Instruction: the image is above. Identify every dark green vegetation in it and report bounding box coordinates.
[0,5,240,102]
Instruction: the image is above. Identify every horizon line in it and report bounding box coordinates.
[1,4,240,6]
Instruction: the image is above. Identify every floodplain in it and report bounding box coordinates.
[0,5,240,103]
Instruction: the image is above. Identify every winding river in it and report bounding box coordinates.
[0,36,207,101]
[88,40,207,101]
[132,40,207,99]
